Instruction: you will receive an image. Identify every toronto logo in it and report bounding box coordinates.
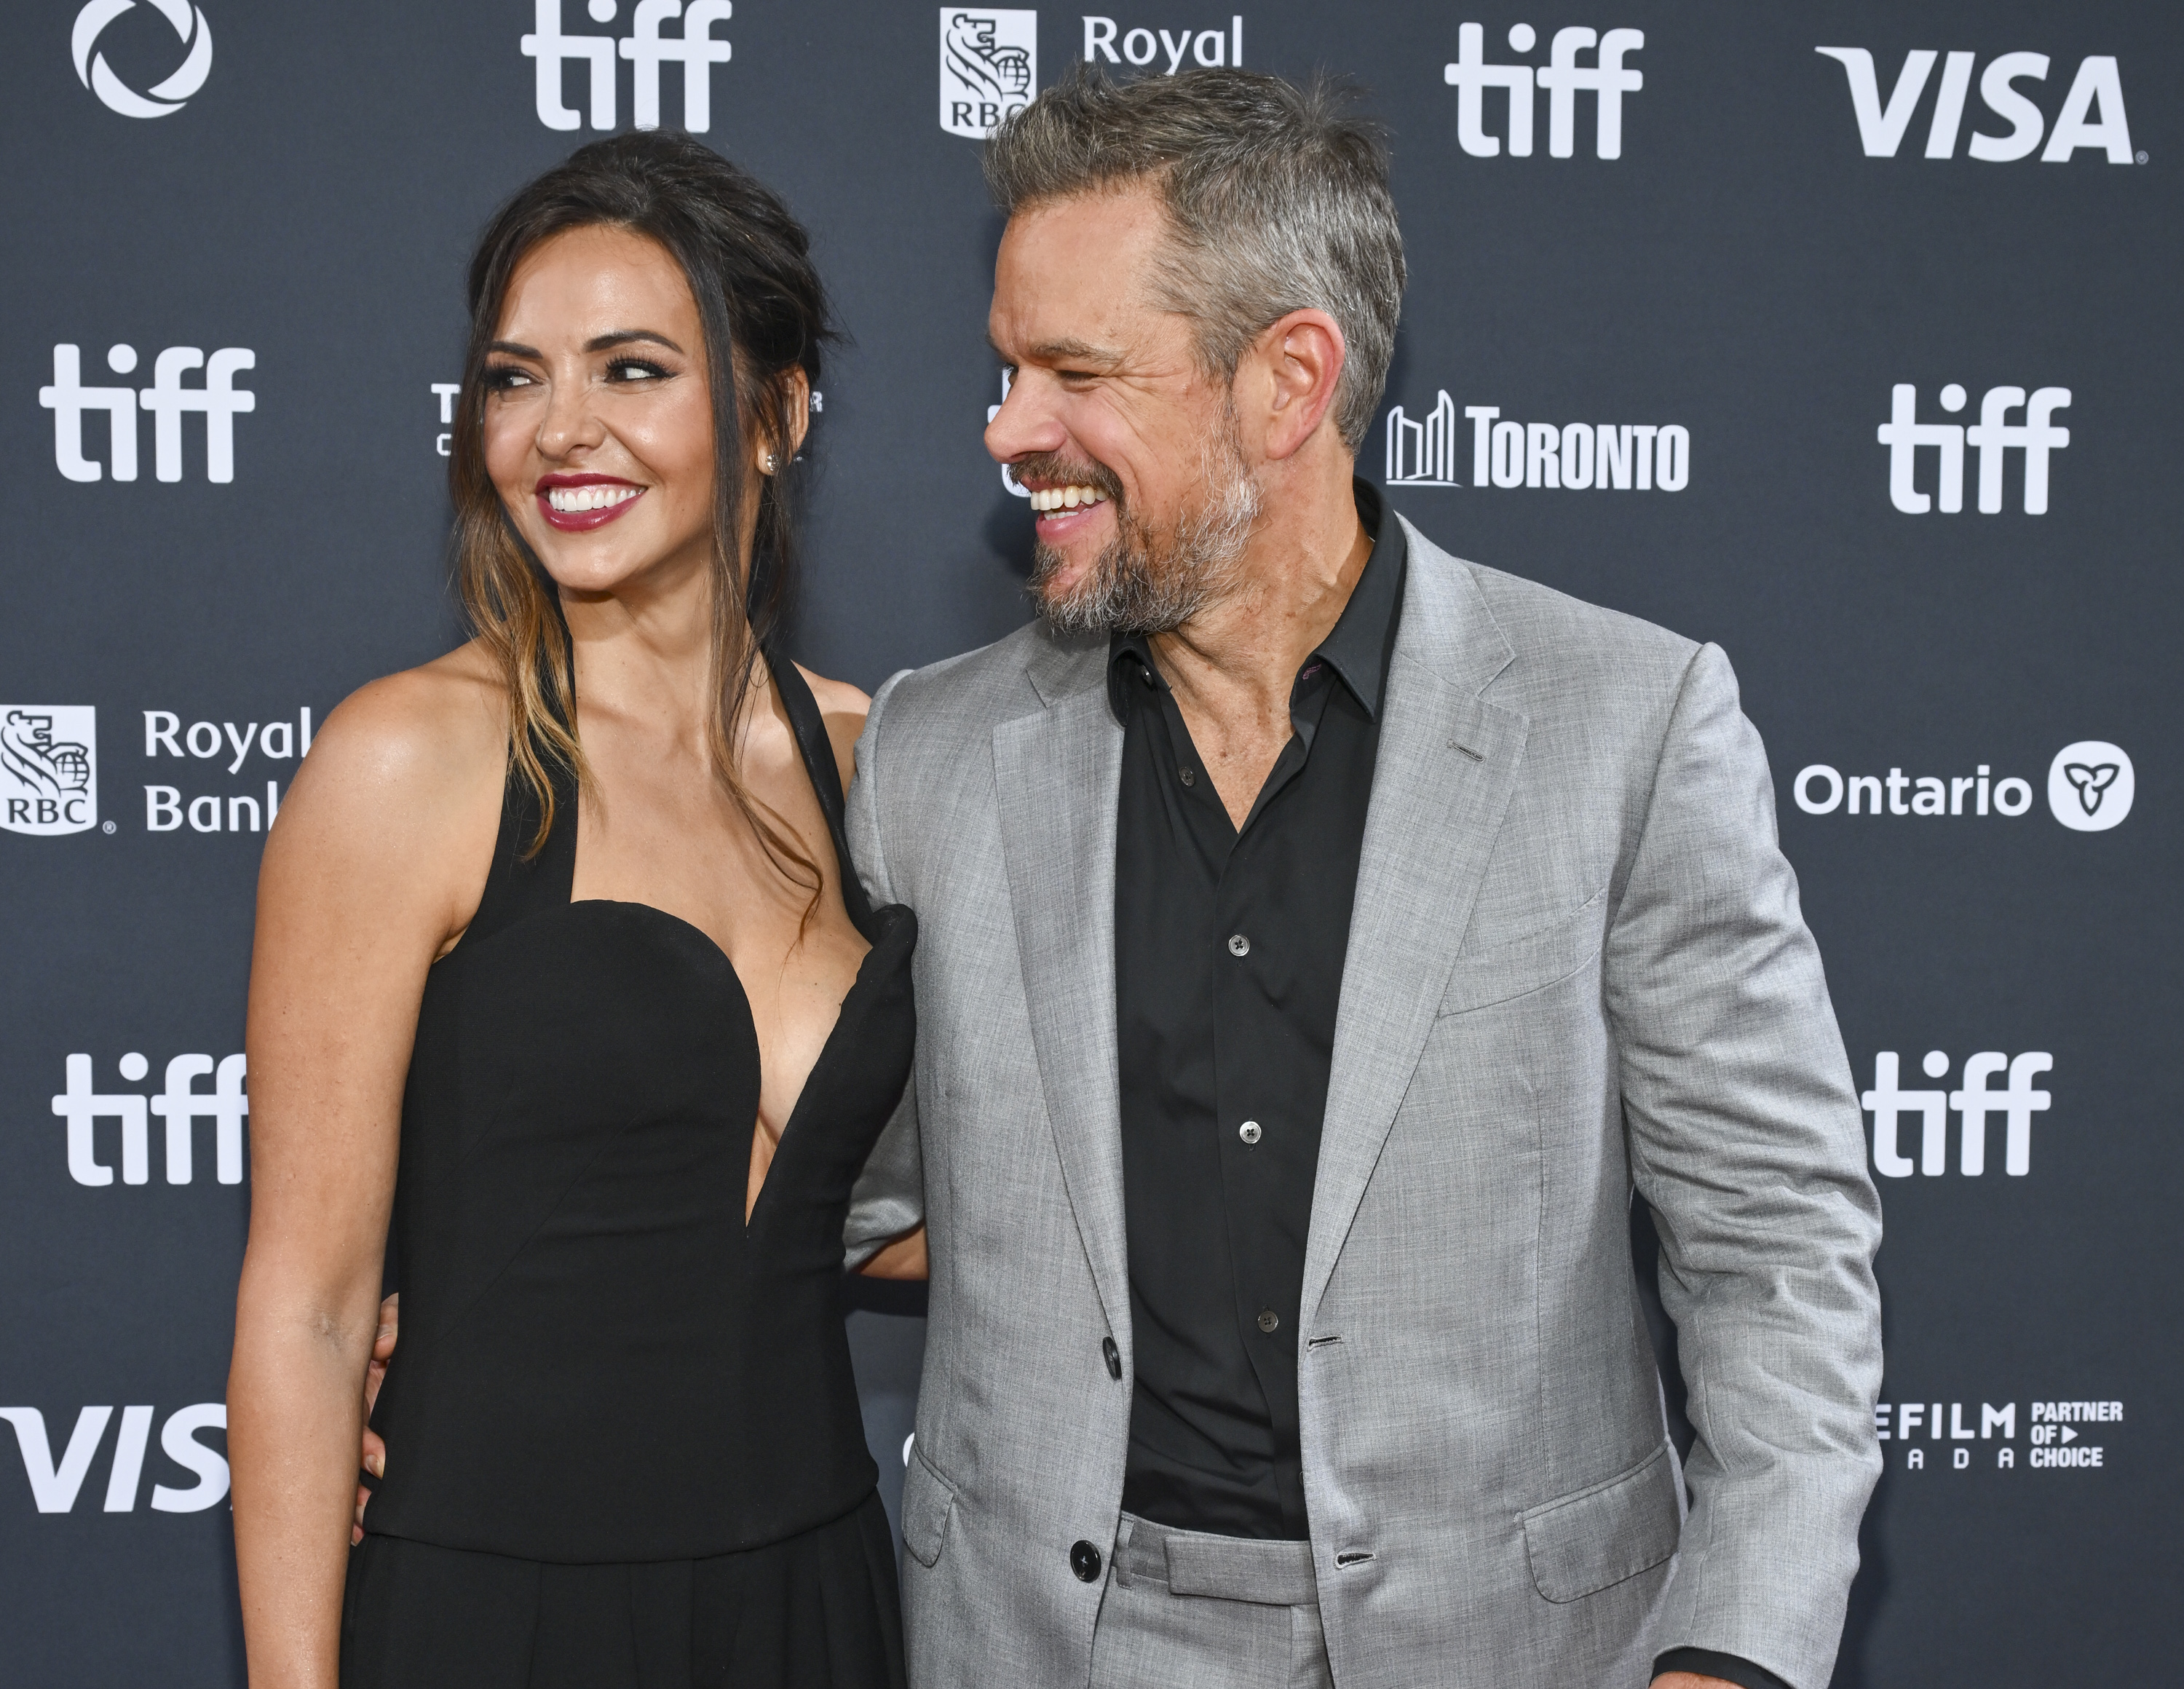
[73,0,213,119]
[941,9,1036,140]
[1,708,99,837]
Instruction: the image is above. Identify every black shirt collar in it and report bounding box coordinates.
[1107,478,1408,724]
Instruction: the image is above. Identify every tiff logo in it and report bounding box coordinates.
[40,343,255,483]
[1816,49,2134,164]
[1444,23,1643,159]
[1878,383,2069,515]
[1861,1049,2052,1178]
[51,1051,248,1187]
[521,0,733,132]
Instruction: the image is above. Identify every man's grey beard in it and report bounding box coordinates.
[1027,431,1262,638]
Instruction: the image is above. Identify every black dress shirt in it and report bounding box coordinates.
[1102,481,1789,1689]
[1112,481,1404,1540]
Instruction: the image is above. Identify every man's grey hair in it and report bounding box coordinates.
[986,65,1405,451]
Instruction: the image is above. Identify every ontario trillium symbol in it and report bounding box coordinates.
[2062,762,2119,816]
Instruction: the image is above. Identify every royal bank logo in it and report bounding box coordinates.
[1,708,98,837]
[942,9,1035,140]
[73,0,213,119]
[2047,741,2132,832]
[1816,48,2136,165]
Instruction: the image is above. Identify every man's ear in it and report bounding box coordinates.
[1246,310,1348,464]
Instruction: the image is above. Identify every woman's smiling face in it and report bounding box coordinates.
[482,224,719,599]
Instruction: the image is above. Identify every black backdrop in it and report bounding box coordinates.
[3,3,2176,1683]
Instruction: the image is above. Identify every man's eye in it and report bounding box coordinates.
[607,358,672,382]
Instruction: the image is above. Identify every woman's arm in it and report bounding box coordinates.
[228,666,500,1688]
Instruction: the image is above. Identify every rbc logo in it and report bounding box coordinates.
[73,0,213,119]
[39,343,256,483]
[521,0,734,132]
[1877,383,2068,515]
[1444,23,1644,159]
[941,9,1036,140]
[1,708,98,837]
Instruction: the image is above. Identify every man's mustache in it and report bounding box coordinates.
[1009,453,1124,504]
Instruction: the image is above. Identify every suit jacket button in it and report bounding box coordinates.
[1070,1540,1104,1582]
[1102,1336,1123,1380]
[1257,1308,1280,1333]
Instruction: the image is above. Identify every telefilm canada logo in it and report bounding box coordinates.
[1444,23,1644,159]
[941,9,1035,140]
[1,708,98,836]
[1873,1396,2124,1473]
[39,343,256,483]
[1816,47,2137,165]
[1790,743,2133,832]
[1382,392,1688,492]
[521,0,734,132]
[73,0,213,119]
[0,1402,229,1514]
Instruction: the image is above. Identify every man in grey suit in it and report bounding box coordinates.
[844,66,1883,1689]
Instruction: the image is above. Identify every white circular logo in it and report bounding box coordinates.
[2046,741,2134,831]
[74,0,212,119]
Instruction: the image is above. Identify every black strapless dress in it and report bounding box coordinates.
[343,653,915,1689]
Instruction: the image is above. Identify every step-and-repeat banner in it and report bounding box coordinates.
[2,2,2175,1683]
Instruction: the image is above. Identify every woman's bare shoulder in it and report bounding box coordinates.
[272,643,506,861]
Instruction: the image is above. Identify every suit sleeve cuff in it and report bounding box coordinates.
[1653,1648,1793,1689]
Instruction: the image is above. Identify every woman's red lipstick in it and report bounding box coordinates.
[536,472,646,531]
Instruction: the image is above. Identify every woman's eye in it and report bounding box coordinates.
[483,365,535,392]
[606,358,672,383]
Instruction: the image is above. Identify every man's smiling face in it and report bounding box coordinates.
[984,183,1262,635]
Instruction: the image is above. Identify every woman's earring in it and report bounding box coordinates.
[761,451,778,475]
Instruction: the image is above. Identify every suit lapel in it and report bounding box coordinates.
[992,642,1133,1342]
[1301,523,1529,1324]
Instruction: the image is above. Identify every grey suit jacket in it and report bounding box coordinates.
[844,517,1883,1689]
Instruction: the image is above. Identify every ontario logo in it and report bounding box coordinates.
[2047,741,2132,832]
[942,9,1035,140]
[1,708,98,837]
[73,0,213,119]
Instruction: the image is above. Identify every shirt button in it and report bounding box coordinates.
[1257,1309,1281,1334]
[1070,1539,1104,1582]
[1102,1336,1123,1380]
[1238,1120,1262,1145]
[1227,933,1251,957]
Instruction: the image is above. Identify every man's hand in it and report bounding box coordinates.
[350,1292,397,1546]
[1653,1676,1742,1689]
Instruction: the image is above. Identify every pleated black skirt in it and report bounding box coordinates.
[340,1490,905,1689]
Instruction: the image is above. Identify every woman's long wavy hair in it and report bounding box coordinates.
[450,132,834,874]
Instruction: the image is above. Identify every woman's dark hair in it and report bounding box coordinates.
[450,130,835,863]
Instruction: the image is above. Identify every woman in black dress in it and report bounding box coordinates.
[226,134,921,1688]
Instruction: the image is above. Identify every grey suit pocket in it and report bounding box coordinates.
[1519,1442,1682,1603]
[1439,886,1609,1016]
[901,1444,957,1570]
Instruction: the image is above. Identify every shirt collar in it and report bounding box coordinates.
[1107,478,1408,724]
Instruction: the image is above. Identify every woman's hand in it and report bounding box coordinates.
[352,1294,397,1545]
